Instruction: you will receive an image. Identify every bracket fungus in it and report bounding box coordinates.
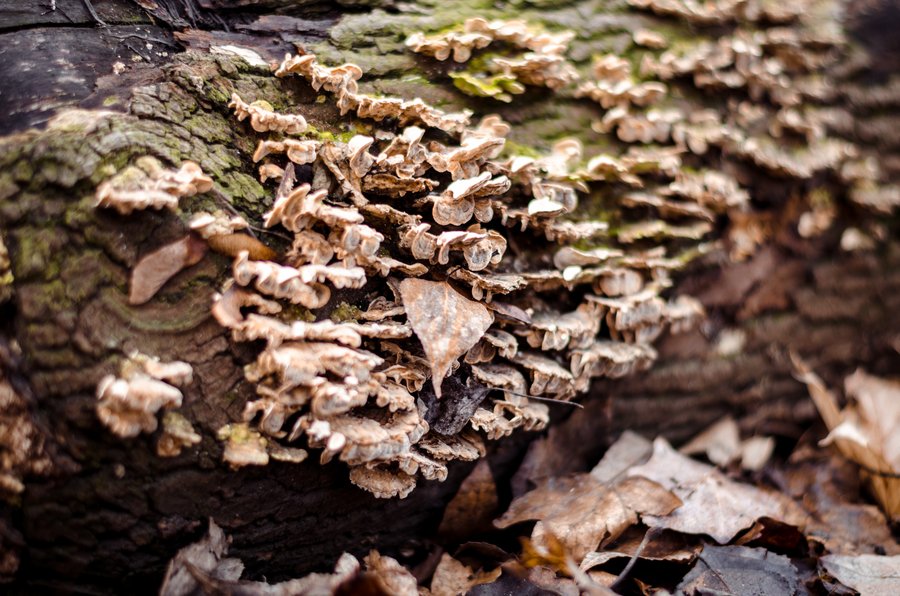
[198,49,710,497]
[96,353,193,439]
[95,157,212,215]
[406,18,578,97]
[85,0,894,501]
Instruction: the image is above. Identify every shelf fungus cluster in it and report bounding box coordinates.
[84,0,899,500]
[593,0,900,259]
[195,44,713,499]
[406,18,578,102]
[96,353,198,457]
[94,157,212,215]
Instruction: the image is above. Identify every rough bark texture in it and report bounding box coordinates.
[0,0,898,594]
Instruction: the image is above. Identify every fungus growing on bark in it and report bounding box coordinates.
[0,374,53,498]
[229,93,308,134]
[407,18,578,99]
[276,54,471,134]
[156,411,201,458]
[164,45,722,498]
[576,55,668,109]
[96,353,193,439]
[95,157,212,214]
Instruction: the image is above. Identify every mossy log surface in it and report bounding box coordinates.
[1,0,899,593]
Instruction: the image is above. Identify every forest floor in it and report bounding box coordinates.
[162,362,900,595]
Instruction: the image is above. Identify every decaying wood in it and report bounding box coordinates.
[0,0,898,593]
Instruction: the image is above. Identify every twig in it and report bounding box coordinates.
[609,527,660,590]
[82,0,107,27]
[497,389,584,409]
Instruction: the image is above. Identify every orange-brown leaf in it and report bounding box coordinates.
[206,232,277,261]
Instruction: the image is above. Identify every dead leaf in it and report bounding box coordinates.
[627,438,806,543]
[740,436,775,472]
[821,554,900,595]
[676,545,801,595]
[680,417,742,467]
[363,551,418,596]
[774,447,900,556]
[420,370,492,435]
[680,417,774,471]
[399,279,493,397]
[429,553,500,596]
[580,527,700,571]
[590,431,653,485]
[439,459,499,542]
[518,534,615,595]
[732,517,806,552]
[795,358,900,520]
[844,370,900,472]
[512,398,617,498]
[130,235,207,305]
[468,569,572,596]
[525,565,582,595]
[159,519,244,596]
[495,474,681,562]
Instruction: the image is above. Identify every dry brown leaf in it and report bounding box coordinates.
[680,417,742,467]
[399,279,493,397]
[821,554,900,595]
[495,474,681,562]
[363,551,418,596]
[844,370,900,472]
[775,446,900,556]
[795,358,900,520]
[627,438,806,543]
[590,431,653,485]
[680,417,775,471]
[429,553,500,596]
[580,527,700,571]
[439,459,499,542]
[129,235,207,305]
[512,399,621,498]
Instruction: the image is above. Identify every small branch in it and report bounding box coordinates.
[82,0,107,27]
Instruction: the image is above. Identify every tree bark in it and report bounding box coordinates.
[1,0,898,593]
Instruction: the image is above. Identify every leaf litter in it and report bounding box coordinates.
[162,369,900,595]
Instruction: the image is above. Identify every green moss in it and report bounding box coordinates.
[329,302,362,323]
[280,304,315,323]
[220,171,266,207]
[11,228,62,281]
[450,71,526,102]
[12,160,33,184]
[499,140,544,159]
[18,280,69,320]
[205,84,231,105]
[62,251,112,302]
[28,347,84,370]
[0,173,18,203]
[183,114,234,144]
